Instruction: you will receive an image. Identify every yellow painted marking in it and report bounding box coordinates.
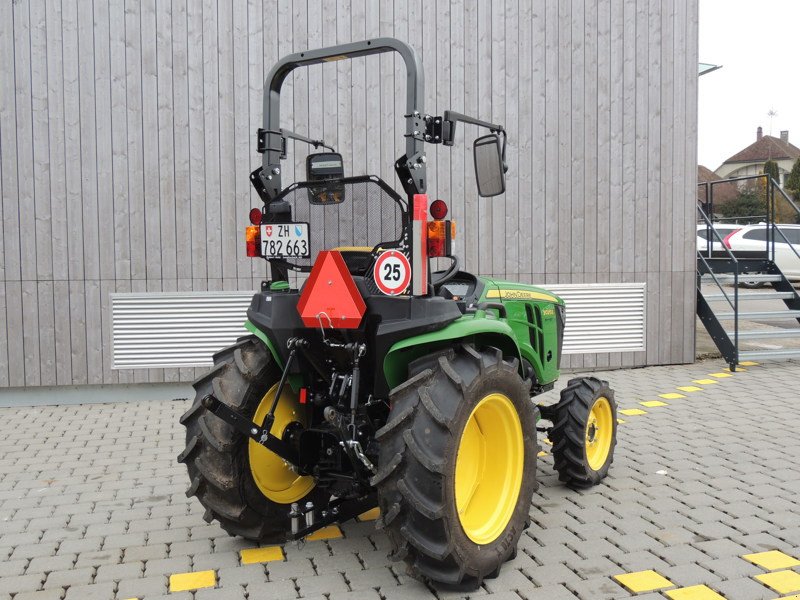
[307,525,343,541]
[709,372,732,378]
[240,546,284,564]
[665,584,726,599]
[619,408,647,416]
[693,379,718,385]
[357,507,381,522]
[724,366,745,372]
[677,386,703,392]
[743,550,800,571]
[542,438,553,446]
[617,418,626,424]
[754,570,800,594]
[484,289,559,303]
[640,400,668,408]
[169,570,216,592]
[537,451,549,457]
[613,570,674,593]
[739,361,759,366]
[659,393,686,400]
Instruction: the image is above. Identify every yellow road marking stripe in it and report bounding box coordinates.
[307,525,343,541]
[617,418,626,424]
[743,550,800,571]
[613,570,674,593]
[709,372,732,378]
[169,570,216,592]
[739,361,759,366]
[619,408,647,416]
[640,400,668,408]
[537,450,549,457]
[754,570,800,594]
[542,438,553,446]
[240,546,284,564]
[659,393,686,400]
[693,379,718,385]
[665,584,726,599]
[357,507,381,522]
[677,386,703,392]
[724,366,745,372]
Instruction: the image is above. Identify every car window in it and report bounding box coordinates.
[697,230,709,240]
[742,228,767,241]
[778,227,800,245]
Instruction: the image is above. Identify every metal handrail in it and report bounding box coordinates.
[770,181,800,261]
[696,202,739,353]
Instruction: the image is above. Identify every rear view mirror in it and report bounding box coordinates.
[473,134,506,197]
[306,152,345,204]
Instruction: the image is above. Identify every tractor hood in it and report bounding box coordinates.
[478,278,565,305]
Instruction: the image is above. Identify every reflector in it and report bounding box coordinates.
[430,199,448,220]
[245,226,261,257]
[297,251,366,329]
[249,208,263,225]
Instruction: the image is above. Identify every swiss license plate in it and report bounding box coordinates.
[260,222,310,259]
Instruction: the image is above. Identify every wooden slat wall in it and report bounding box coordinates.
[0,0,698,388]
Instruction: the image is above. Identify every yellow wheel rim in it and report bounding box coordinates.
[454,393,524,545]
[248,382,315,504]
[585,396,613,471]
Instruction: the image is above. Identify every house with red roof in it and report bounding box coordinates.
[715,126,800,187]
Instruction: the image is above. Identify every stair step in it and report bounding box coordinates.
[734,329,800,340]
[739,349,800,360]
[715,310,800,320]
[703,291,797,301]
[701,273,782,282]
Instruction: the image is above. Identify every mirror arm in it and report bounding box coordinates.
[257,127,336,158]
[441,110,505,143]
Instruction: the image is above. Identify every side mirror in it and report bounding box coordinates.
[473,134,506,197]
[306,152,345,204]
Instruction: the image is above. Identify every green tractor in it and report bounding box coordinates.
[179,38,617,588]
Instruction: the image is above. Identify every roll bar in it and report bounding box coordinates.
[259,38,427,200]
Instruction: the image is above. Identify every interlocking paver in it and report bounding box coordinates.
[4,359,800,599]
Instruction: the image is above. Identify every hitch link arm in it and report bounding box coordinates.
[201,394,300,467]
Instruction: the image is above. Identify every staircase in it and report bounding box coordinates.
[697,174,800,369]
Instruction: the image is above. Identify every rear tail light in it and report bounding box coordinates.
[246,225,261,257]
[427,220,456,257]
[722,229,740,249]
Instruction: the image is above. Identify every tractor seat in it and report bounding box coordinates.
[334,247,375,276]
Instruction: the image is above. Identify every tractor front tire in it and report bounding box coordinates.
[178,336,320,542]
[549,377,617,488]
[374,345,538,589]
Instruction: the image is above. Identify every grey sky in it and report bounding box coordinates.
[699,0,800,171]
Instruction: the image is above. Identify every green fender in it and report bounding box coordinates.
[382,313,525,390]
[244,320,303,392]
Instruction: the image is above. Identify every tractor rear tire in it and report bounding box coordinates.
[374,345,537,589]
[178,336,320,542]
[549,377,617,489]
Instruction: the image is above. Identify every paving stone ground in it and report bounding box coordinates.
[1,358,800,599]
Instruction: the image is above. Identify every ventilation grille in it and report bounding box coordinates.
[111,292,254,369]
[545,283,647,353]
[111,283,646,368]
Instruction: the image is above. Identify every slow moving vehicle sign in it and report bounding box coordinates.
[373,250,411,295]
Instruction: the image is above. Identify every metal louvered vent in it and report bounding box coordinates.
[111,292,254,369]
[544,283,647,353]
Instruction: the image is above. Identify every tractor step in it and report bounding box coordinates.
[715,310,800,320]
[733,329,800,340]
[700,273,782,282]
[738,349,800,360]
[702,291,797,301]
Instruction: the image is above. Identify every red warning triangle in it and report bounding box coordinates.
[297,251,366,329]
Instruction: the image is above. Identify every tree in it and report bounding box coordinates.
[717,189,766,221]
[785,158,800,201]
[763,160,780,183]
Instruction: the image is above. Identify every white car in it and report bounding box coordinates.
[724,224,800,284]
[696,223,741,253]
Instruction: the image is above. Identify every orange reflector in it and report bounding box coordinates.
[246,225,261,257]
[299,388,307,404]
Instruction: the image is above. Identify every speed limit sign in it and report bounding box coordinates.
[372,250,411,296]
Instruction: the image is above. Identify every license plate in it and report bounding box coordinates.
[261,222,310,259]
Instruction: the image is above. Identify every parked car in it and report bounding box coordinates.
[723,224,800,286]
[696,223,741,253]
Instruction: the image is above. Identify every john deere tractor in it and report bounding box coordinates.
[179,38,617,588]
